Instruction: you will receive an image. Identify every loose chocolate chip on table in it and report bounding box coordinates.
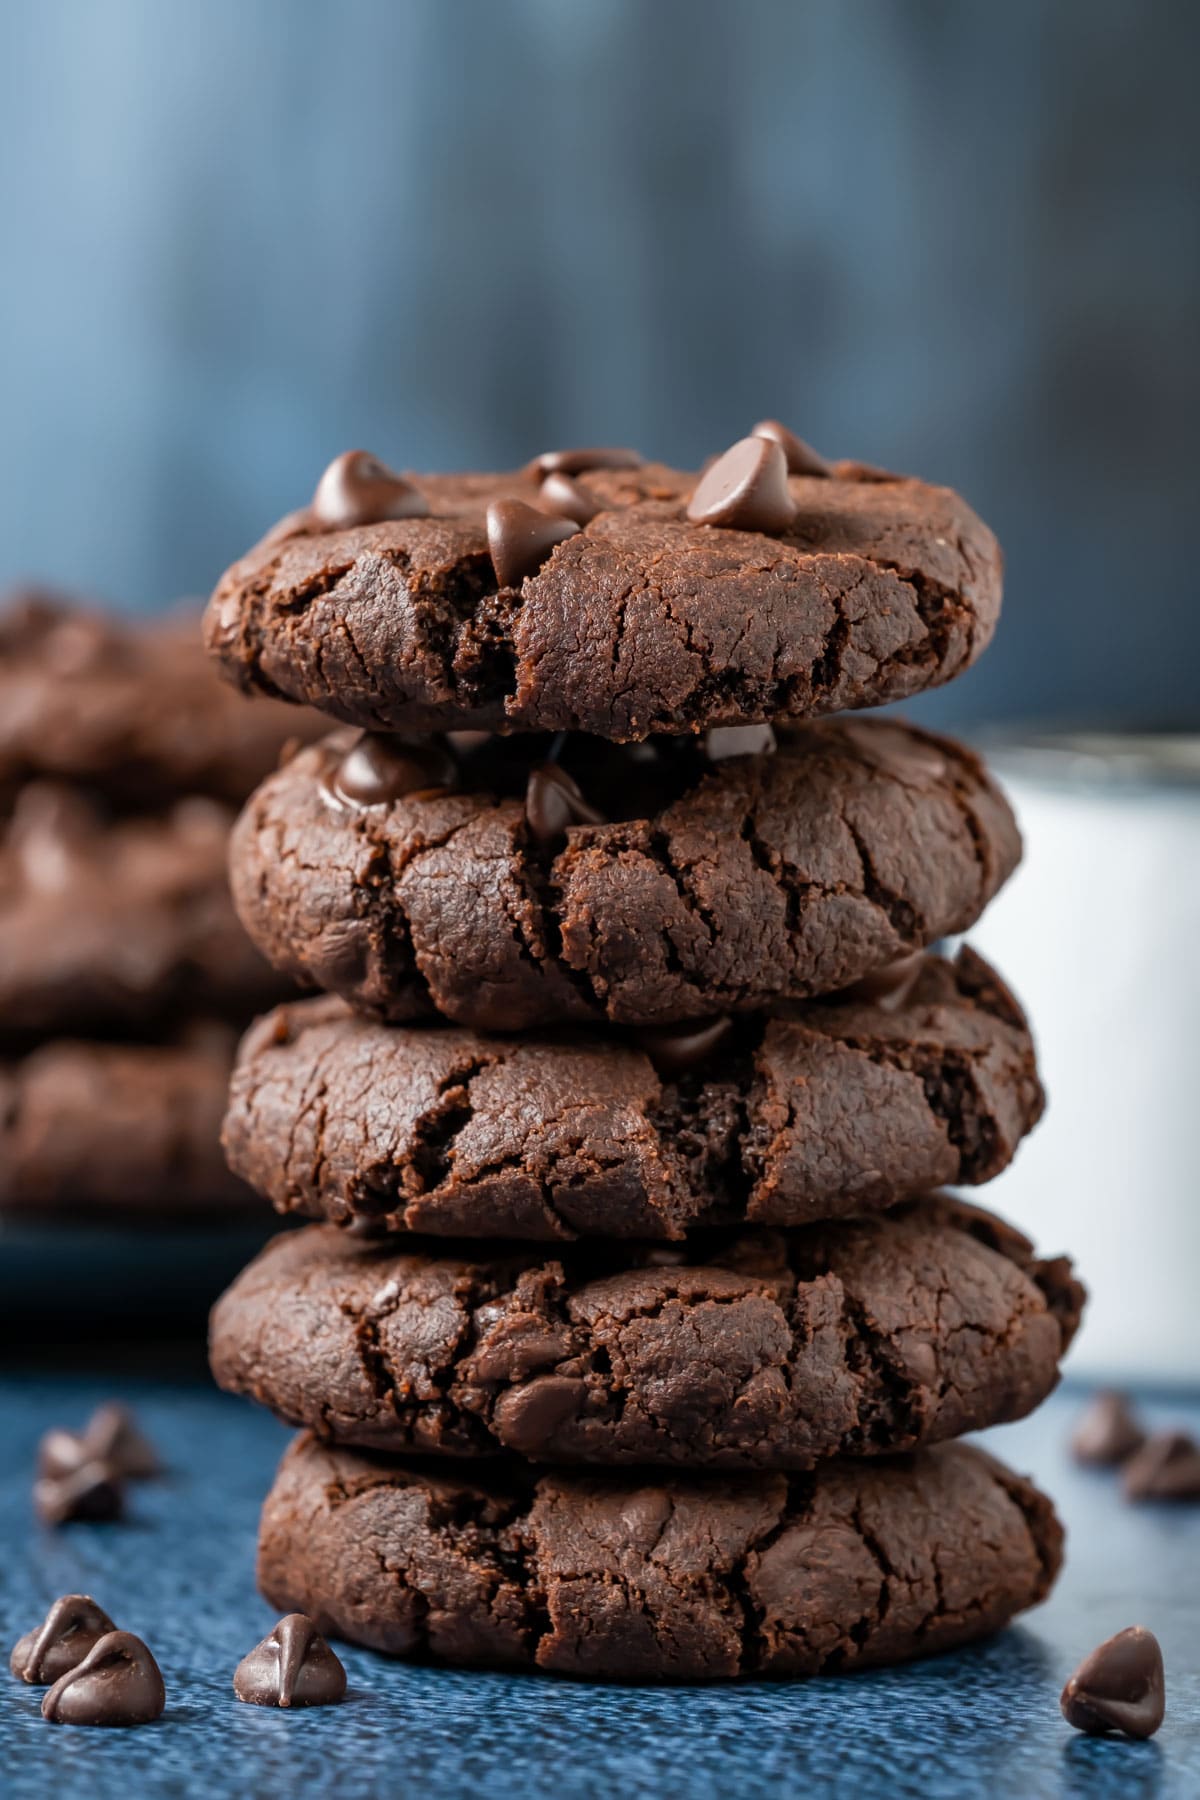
[233,1614,346,1709]
[751,418,834,477]
[1060,1626,1166,1739]
[10,1596,118,1684]
[34,1462,124,1527]
[1123,1430,1200,1501]
[538,472,601,525]
[38,1402,160,1484]
[686,436,797,533]
[528,447,643,476]
[1072,1391,1146,1466]
[332,733,458,807]
[634,1014,736,1078]
[41,1630,165,1727]
[524,763,606,846]
[487,499,580,588]
[310,450,428,529]
[703,723,777,761]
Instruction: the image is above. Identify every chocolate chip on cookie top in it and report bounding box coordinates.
[205,433,1002,740]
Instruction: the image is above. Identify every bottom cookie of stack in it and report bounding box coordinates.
[258,1433,1062,1683]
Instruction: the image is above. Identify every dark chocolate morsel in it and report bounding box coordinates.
[1060,1626,1166,1739]
[529,447,643,476]
[34,1461,124,1527]
[1072,1391,1145,1466]
[703,723,777,761]
[493,1377,589,1455]
[310,450,428,530]
[1123,1431,1200,1501]
[487,499,580,588]
[751,419,833,477]
[333,733,458,807]
[41,1630,165,1727]
[634,1015,735,1078]
[538,472,601,525]
[524,764,606,846]
[836,952,927,1013]
[686,437,797,533]
[838,719,949,783]
[233,1613,346,1709]
[10,1595,117,1685]
[40,1405,159,1483]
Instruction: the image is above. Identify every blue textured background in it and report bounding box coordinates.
[1,1375,1196,1798]
[1,0,1198,728]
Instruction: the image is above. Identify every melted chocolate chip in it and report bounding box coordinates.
[494,1376,588,1453]
[837,720,948,783]
[233,1614,346,1709]
[751,419,833,477]
[1072,1392,1145,1467]
[835,952,926,1013]
[529,447,643,476]
[539,472,601,525]
[635,1016,735,1079]
[524,764,606,846]
[1061,1627,1165,1739]
[686,437,797,533]
[703,723,777,761]
[310,450,428,529]
[34,1461,124,1527]
[488,499,580,588]
[333,733,458,806]
[41,1631,165,1727]
[1123,1431,1200,1501]
[10,1596,117,1685]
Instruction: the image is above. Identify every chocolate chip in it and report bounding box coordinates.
[751,419,833,477]
[1060,1626,1165,1739]
[1123,1430,1200,1501]
[635,1016,735,1079]
[703,723,777,761]
[838,720,949,783]
[524,764,606,846]
[333,733,458,806]
[38,1403,160,1484]
[487,499,580,588]
[686,437,797,533]
[529,447,643,476]
[493,1376,588,1453]
[835,952,926,1013]
[310,450,428,529]
[538,472,601,525]
[41,1631,165,1727]
[233,1614,346,1709]
[34,1461,124,1527]
[10,1596,117,1685]
[1072,1392,1145,1466]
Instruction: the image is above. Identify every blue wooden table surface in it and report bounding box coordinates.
[1,1370,1196,1799]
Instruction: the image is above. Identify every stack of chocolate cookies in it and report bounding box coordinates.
[207,435,1083,1682]
[0,594,320,1220]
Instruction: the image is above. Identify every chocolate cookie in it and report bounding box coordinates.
[211,1194,1082,1469]
[229,716,1019,1030]
[204,441,1002,741]
[0,1033,248,1215]
[0,592,324,807]
[223,948,1043,1240]
[257,1433,1061,1680]
[0,783,286,1043]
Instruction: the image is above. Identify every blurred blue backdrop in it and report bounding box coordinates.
[1,0,1195,726]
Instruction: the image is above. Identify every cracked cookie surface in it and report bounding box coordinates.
[205,460,1002,740]
[211,1194,1082,1469]
[0,1032,249,1215]
[257,1433,1062,1680]
[0,783,289,1044]
[230,716,1019,1030]
[222,947,1044,1240]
